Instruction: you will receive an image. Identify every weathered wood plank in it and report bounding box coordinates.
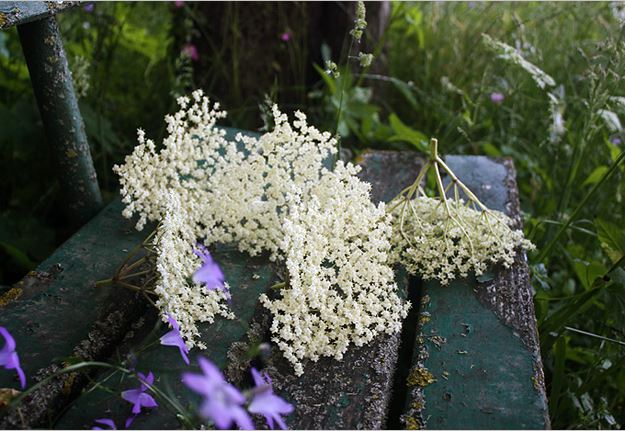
[53,149,419,430]
[54,248,281,430]
[18,13,103,227]
[401,155,549,429]
[0,199,151,428]
[0,1,76,30]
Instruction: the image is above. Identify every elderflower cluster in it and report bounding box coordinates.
[389,197,534,285]
[198,105,338,260]
[153,192,233,349]
[115,90,409,365]
[113,90,229,232]
[261,162,409,375]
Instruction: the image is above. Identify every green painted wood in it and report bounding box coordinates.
[17,14,103,228]
[0,1,76,29]
[54,248,280,430]
[0,199,151,428]
[402,155,549,429]
[53,149,415,430]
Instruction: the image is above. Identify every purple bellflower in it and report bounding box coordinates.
[92,418,117,430]
[280,31,292,42]
[248,368,293,430]
[0,326,26,389]
[182,43,199,62]
[121,371,158,415]
[160,314,190,365]
[193,244,227,294]
[490,92,505,104]
[183,356,253,430]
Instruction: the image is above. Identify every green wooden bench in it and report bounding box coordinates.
[0,3,549,429]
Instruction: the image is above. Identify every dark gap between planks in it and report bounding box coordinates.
[386,274,424,429]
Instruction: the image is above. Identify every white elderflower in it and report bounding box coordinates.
[261,162,409,375]
[115,91,408,369]
[153,192,233,349]
[113,89,229,232]
[388,139,534,285]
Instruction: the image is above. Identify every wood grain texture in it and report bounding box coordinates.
[0,199,150,428]
[18,14,103,227]
[53,148,416,430]
[401,155,549,430]
[0,2,76,30]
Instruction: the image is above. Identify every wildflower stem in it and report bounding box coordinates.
[7,361,131,411]
[94,278,114,288]
[537,148,625,262]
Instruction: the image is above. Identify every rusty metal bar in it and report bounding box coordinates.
[17,15,103,227]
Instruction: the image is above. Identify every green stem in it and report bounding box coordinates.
[8,362,130,410]
[537,148,625,262]
[94,278,114,288]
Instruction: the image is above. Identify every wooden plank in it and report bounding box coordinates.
[53,150,422,429]
[0,2,76,30]
[17,14,103,228]
[0,199,151,428]
[0,127,259,428]
[401,155,550,429]
[54,248,281,430]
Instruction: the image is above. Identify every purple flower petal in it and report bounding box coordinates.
[124,415,136,429]
[0,327,26,389]
[92,418,116,430]
[122,371,158,415]
[249,368,293,430]
[490,92,504,104]
[183,356,252,429]
[192,245,226,293]
[160,315,190,365]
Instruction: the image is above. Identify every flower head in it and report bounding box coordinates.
[0,327,26,389]
[192,244,226,293]
[248,368,293,430]
[183,357,253,430]
[358,52,374,68]
[83,3,94,13]
[490,92,505,104]
[174,0,185,7]
[182,43,199,62]
[280,31,292,42]
[121,372,158,415]
[160,314,190,364]
[92,418,116,430]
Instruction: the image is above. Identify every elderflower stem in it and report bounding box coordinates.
[388,160,431,212]
[433,161,453,218]
[94,278,113,288]
[436,158,489,212]
[117,269,153,281]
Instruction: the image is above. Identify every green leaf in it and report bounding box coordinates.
[388,77,418,110]
[313,63,336,95]
[595,218,625,263]
[582,166,609,186]
[0,240,36,271]
[574,260,607,291]
[388,113,428,152]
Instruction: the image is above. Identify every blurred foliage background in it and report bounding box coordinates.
[1,1,625,428]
